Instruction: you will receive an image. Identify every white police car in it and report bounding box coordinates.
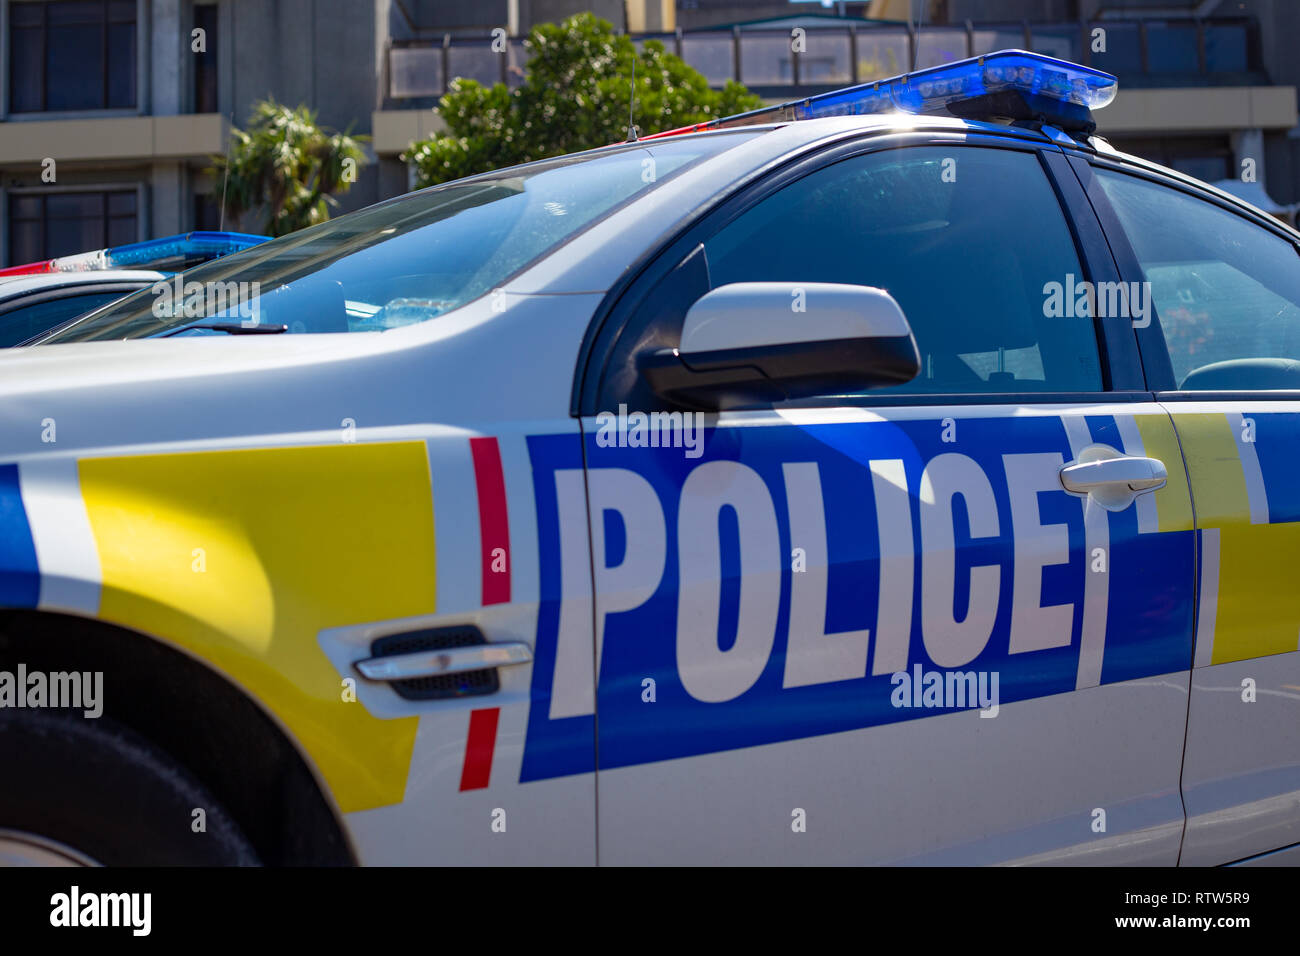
[2,51,1299,866]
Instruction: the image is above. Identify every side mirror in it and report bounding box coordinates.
[640,281,920,410]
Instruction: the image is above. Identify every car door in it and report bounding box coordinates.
[560,134,1199,864]
[1080,158,1300,865]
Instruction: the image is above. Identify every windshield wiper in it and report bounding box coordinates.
[159,322,288,337]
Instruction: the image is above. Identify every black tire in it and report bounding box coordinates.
[0,708,259,865]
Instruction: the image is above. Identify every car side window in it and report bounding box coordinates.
[701,145,1103,395]
[1095,168,1300,390]
[0,290,131,347]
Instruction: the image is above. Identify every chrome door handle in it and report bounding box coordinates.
[1059,446,1166,511]
[355,641,532,681]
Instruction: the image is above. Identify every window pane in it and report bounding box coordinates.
[855,30,907,82]
[1146,23,1199,73]
[1090,22,1141,74]
[107,216,136,247]
[46,192,103,219]
[10,195,43,219]
[10,25,44,112]
[107,191,136,216]
[0,291,130,347]
[740,34,792,86]
[447,44,498,87]
[1205,25,1248,73]
[1096,169,1300,390]
[704,147,1101,395]
[11,2,44,28]
[680,35,733,85]
[971,27,1023,58]
[9,220,44,265]
[47,0,100,25]
[108,20,137,108]
[47,23,105,110]
[913,29,966,70]
[389,47,442,98]
[800,31,850,86]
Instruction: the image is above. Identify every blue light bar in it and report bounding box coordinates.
[644,49,1117,140]
[105,231,269,270]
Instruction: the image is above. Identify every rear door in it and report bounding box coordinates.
[1079,157,1300,864]
[564,133,1199,864]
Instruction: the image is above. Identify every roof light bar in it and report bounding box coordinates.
[0,231,269,278]
[642,49,1117,141]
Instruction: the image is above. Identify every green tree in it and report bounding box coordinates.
[404,13,762,188]
[210,99,369,237]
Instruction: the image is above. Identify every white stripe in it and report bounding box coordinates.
[425,438,480,616]
[1195,528,1219,669]
[1115,414,1159,535]
[17,457,101,615]
[1062,417,1109,690]
[1225,411,1269,525]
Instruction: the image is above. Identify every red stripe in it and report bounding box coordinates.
[469,436,511,606]
[459,707,500,791]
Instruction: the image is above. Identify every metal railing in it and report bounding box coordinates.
[387,17,1261,104]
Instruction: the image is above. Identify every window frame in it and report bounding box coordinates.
[578,129,1147,416]
[3,0,145,119]
[5,185,142,264]
[1075,152,1300,401]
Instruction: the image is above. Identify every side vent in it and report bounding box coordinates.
[354,626,532,701]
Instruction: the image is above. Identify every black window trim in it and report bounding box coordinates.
[576,128,1151,417]
[1077,151,1300,402]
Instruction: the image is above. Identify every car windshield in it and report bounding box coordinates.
[36,134,755,343]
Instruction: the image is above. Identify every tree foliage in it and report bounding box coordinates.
[210,99,369,236]
[404,13,762,188]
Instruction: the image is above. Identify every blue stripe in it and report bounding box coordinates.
[0,463,39,608]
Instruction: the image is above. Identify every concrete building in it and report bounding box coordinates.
[0,0,1296,266]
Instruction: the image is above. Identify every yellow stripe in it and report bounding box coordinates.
[1133,413,1193,532]
[80,442,434,813]
[1171,413,1250,528]
[1213,523,1300,662]
[1165,412,1300,663]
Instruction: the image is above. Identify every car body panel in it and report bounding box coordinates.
[1,108,1298,865]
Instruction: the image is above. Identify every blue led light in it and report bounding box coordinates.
[710,49,1116,131]
[104,231,269,269]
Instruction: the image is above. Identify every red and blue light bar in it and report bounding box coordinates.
[643,49,1117,140]
[0,230,269,278]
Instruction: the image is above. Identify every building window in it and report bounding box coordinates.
[9,0,137,113]
[193,2,218,113]
[8,190,138,263]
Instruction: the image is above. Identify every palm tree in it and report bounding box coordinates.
[210,99,369,237]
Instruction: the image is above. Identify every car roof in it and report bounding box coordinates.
[0,269,165,300]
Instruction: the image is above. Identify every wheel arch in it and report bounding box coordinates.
[0,609,356,865]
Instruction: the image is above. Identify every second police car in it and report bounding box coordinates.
[1,51,1298,866]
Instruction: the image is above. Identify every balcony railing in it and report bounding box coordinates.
[386,17,1262,106]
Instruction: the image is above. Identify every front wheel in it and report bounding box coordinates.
[0,709,259,866]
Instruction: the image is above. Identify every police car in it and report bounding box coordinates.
[2,51,1298,866]
[0,232,268,348]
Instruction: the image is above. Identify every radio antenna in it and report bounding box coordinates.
[626,53,640,142]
